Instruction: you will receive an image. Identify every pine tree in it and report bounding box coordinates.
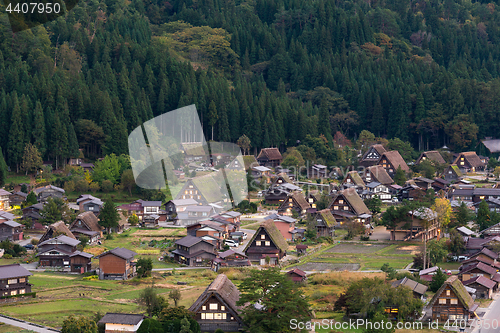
[99,200,120,234]
[32,101,46,157]
[208,101,218,141]
[0,147,7,187]
[8,93,25,172]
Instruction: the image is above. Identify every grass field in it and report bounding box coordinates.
[0,269,220,329]
[290,243,418,271]
[0,323,33,333]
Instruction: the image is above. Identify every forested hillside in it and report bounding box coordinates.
[2,0,500,169]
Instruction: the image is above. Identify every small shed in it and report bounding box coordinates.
[296,244,308,255]
[287,268,307,283]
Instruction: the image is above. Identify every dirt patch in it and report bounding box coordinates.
[394,245,422,255]
[154,283,179,289]
[326,243,389,254]
[289,263,361,271]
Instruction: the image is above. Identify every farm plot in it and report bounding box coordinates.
[326,243,390,254]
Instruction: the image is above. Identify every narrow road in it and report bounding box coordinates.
[0,314,59,333]
[472,293,500,333]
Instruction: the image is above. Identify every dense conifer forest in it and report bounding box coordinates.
[2,0,500,168]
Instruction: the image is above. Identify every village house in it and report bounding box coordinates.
[244,219,288,265]
[443,164,463,182]
[415,151,446,165]
[363,165,394,186]
[182,142,208,163]
[472,188,500,203]
[419,266,440,282]
[172,235,216,266]
[194,225,224,249]
[306,190,323,210]
[376,151,409,178]
[212,249,250,271]
[365,182,392,202]
[142,214,160,227]
[175,174,228,207]
[0,189,11,211]
[308,209,336,237]
[464,236,500,254]
[98,313,144,333]
[189,274,243,333]
[34,185,65,202]
[0,220,23,242]
[342,171,366,189]
[265,214,297,242]
[164,198,199,221]
[296,244,308,255]
[429,276,478,322]
[359,144,387,168]
[76,194,103,215]
[397,184,425,202]
[97,247,137,280]
[0,211,16,223]
[0,264,32,299]
[432,178,450,192]
[448,188,474,202]
[462,276,496,299]
[481,222,500,237]
[218,211,241,225]
[456,226,475,242]
[389,207,438,241]
[391,277,428,299]
[257,148,283,167]
[328,188,372,226]
[177,205,216,226]
[8,191,27,208]
[453,152,485,173]
[458,262,498,281]
[413,177,435,190]
[287,268,307,283]
[277,192,311,217]
[37,235,93,273]
[309,164,328,179]
[69,211,103,244]
[39,221,76,243]
[473,198,500,213]
[251,165,272,179]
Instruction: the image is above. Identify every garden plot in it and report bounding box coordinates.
[326,243,390,254]
[289,263,361,271]
[392,245,422,255]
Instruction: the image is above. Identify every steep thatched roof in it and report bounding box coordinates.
[416,151,446,164]
[345,171,365,187]
[257,148,282,161]
[453,152,484,168]
[316,209,337,227]
[39,221,76,243]
[429,276,476,312]
[70,211,102,232]
[291,192,310,211]
[192,173,227,204]
[244,219,288,253]
[367,165,394,185]
[341,188,371,215]
[189,274,242,318]
[378,151,409,172]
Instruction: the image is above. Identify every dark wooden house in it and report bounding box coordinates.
[328,188,372,225]
[76,194,103,215]
[0,264,32,299]
[364,165,394,186]
[244,219,288,265]
[0,220,23,241]
[22,203,44,224]
[462,276,496,299]
[8,191,27,208]
[376,151,409,178]
[257,148,283,167]
[189,274,243,333]
[277,192,311,217]
[164,198,199,221]
[443,164,463,182]
[97,247,137,280]
[429,276,478,322]
[453,152,485,173]
[472,188,500,204]
[458,262,498,281]
[38,235,93,273]
[34,185,65,202]
[97,313,144,333]
[172,235,216,266]
[286,268,307,283]
[359,144,387,168]
[309,209,336,237]
[212,249,250,271]
[69,211,103,244]
[342,171,365,188]
[175,174,227,207]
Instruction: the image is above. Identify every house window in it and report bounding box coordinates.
[221,306,225,311]
[480,196,485,200]
[205,313,214,319]
[450,299,458,305]
[88,206,94,210]
[265,241,270,246]
[308,198,313,203]
[334,206,339,210]
[346,179,351,183]
[19,289,25,294]
[261,235,265,240]
[210,304,218,310]
[343,206,348,210]
[256,241,261,246]
[189,185,193,188]
[446,290,450,296]
[202,306,206,310]
[289,198,293,202]
[19,278,25,283]
[7,279,17,284]
[11,290,17,296]
[339,200,344,204]
[197,196,201,199]
[460,162,465,165]
[439,298,446,304]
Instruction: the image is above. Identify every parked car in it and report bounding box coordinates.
[231,232,247,240]
[23,244,34,250]
[458,255,468,261]
[257,191,263,197]
[224,239,239,247]
[195,168,205,172]
[446,270,452,275]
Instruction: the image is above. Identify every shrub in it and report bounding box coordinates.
[82,275,99,280]
[3,254,12,259]
[31,238,39,245]
[101,180,114,193]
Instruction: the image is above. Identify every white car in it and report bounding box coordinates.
[224,239,239,247]
[195,168,205,172]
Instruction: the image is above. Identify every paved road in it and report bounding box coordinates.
[0,314,58,333]
[472,293,500,333]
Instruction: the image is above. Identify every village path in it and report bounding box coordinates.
[0,314,58,333]
[471,292,500,333]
